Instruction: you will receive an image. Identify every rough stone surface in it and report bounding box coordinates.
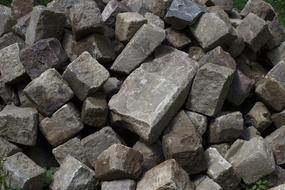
[165,0,207,29]
[193,175,222,190]
[237,13,270,52]
[101,179,136,190]
[272,110,285,128]
[11,0,35,19]
[81,94,108,127]
[52,155,96,190]
[225,136,276,184]
[103,77,122,99]
[267,41,285,65]
[267,17,285,49]
[115,12,147,42]
[241,0,276,21]
[0,32,24,51]
[136,159,195,190]
[95,144,143,180]
[70,0,103,40]
[20,38,68,79]
[0,105,38,146]
[25,6,66,45]
[191,13,235,50]
[211,143,230,157]
[186,63,235,117]
[188,46,205,61]
[246,102,272,133]
[266,126,285,165]
[109,48,198,143]
[144,12,165,28]
[3,152,46,190]
[0,43,26,84]
[143,0,172,18]
[62,52,110,101]
[81,127,123,167]
[241,126,261,140]
[52,137,89,165]
[13,13,31,38]
[269,185,285,190]
[205,148,240,190]
[111,24,165,74]
[0,137,21,157]
[0,6,15,37]
[209,112,244,144]
[24,68,74,116]
[185,111,208,136]
[133,141,163,172]
[0,81,20,105]
[162,110,207,175]
[211,0,233,11]
[265,166,285,188]
[165,28,191,49]
[40,103,83,146]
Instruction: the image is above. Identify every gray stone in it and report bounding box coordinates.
[190,13,235,50]
[237,13,270,52]
[266,126,285,165]
[103,77,122,98]
[267,41,285,65]
[193,175,222,190]
[0,137,21,157]
[209,112,244,144]
[0,81,20,105]
[227,31,245,58]
[52,155,96,190]
[40,103,83,146]
[265,166,285,188]
[17,83,34,107]
[272,110,285,128]
[162,110,207,175]
[109,48,198,143]
[136,159,195,190]
[115,12,147,42]
[62,52,109,101]
[211,0,233,11]
[102,0,130,27]
[267,17,285,49]
[133,141,163,172]
[3,152,46,190]
[101,179,136,190]
[0,43,26,84]
[0,6,15,37]
[111,24,165,74]
[185,111,207,136]
[246,102,272,132]
[121,0,143,13]
[0,105,38,146]
[188,46,205,61]
[13,13,31,38]
[63,31,115,63]
[81,127,123,167]
[230,18,242,27]
[211,143,230,157]
[52,137,89,165]
[11,0,35,19]
[165,0,207,29]
[207,5,229,20]
[81,94,108,127]
[25,6,66,45]
[165,28,191,49]
[241,126,261,140]
[225,136,276,184]
[142,0,172,18]
[186,63,235,117]
[0,32,23,51]
[0,4,11,15]
[144,12,165,28]
[24,68,73,116]
[241,0,276,21]
[20,38,68,79]
[70,0,103,40]
[269,185,285,190]
[95,144,143,180]
[205,148,240,190]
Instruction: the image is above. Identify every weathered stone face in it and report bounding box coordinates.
[20,38,68,79]
[268,185,285,190]
[25,6,66,45]
[186,63,235,117]
[103,77,122,99]
[0,32,24,51]
[241,0,276,21]
[23,68,74,116]
[0,43,26,85]
[0,105,38,146]
[225,136,276,184]
[185,111,208,136]
[241,126,261,140]
[0,81,20,105]
[136,159,195,190]
[144,12,165,28]
[211,0,233,11]
[52,156,96,190]
[4,152,46,190]
[102,179,136,190]
[11,0,35,19]
[272,110,285,128]
[109,48,198,143]
[40,103,84,146]
[162,110,207,175]
[267,17,285,49]
[165,28,191,49]
[62,52,110,101]
[165,0,207,29]
[267,41,285,65]
[13,13,31,38]
[111,24,165,74]
[0,137,21,157]
[95,144,143,180]
[0,6,15,37]
[193,175,222,190]
[266,126,285,165]
[143,0,172,18]
[81,126,123,167]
